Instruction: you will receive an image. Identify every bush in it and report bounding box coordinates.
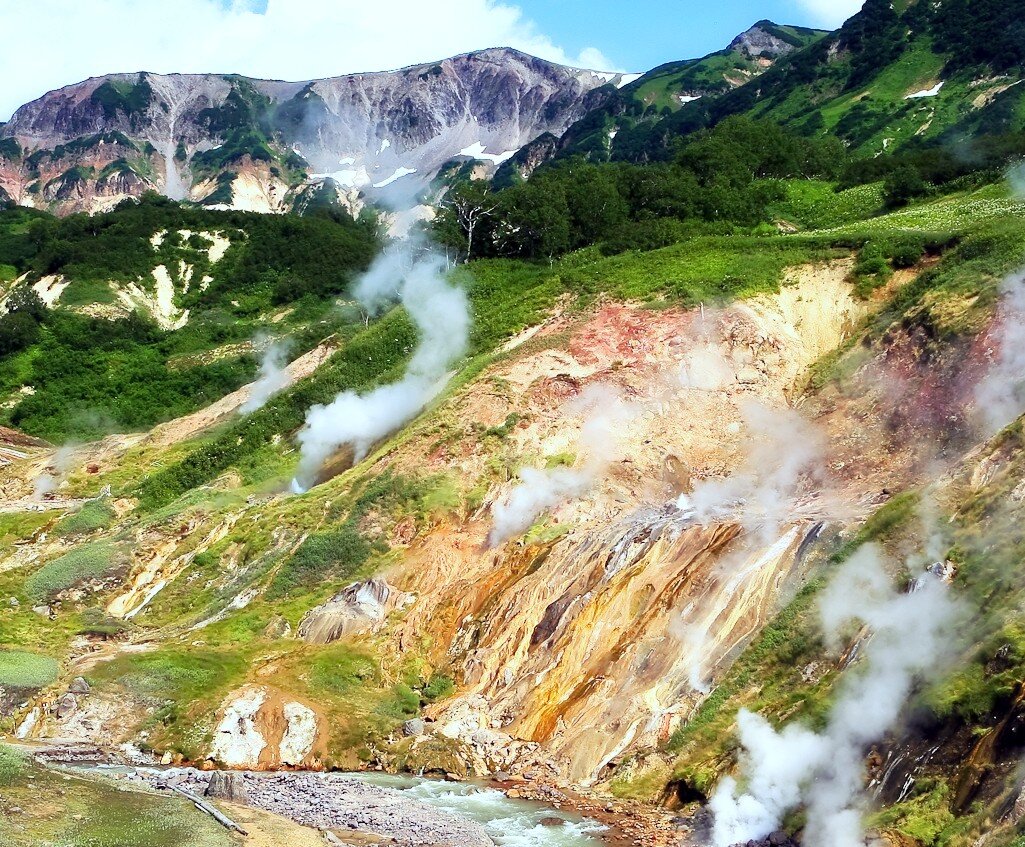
[24,542,117,602]
[884,165,928,208]
[266,527,371,598]
[0,650,59,688]
[52,501,116,538]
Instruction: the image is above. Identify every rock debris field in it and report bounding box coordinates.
[142,768,495,846]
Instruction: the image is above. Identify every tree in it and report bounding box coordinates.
[883,165,928,208]
[437,181,499,262]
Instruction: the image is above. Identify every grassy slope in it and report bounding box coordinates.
[0,745,233,847]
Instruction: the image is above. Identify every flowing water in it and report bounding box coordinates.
[355,773,607,846]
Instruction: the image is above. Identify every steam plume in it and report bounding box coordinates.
[710,543,963,847]
[292,241,470,491]
[1009,162,1025,199]
[488,385,633,546]
[975,271,1025,435]
[678,400,830,539]
[32,444,76,500]
[240,337,292,415]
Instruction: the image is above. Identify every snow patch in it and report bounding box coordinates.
[678,94,703,104]
[32,274,70,307]
[905,81,944,99]
[211,687,268,768]
[280,701,318,765]
[459,142,517,165]
[373,166,417,188]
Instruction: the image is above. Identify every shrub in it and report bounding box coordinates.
[24,542,117,602]
[884,165,928,208]
[422,674,455,702]
[0,650,59,688]
[52,501,116,538]
[266,527,371,598]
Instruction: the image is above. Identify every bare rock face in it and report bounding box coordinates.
[298,578,407,644]
[729,21,808,59]
[0,49,623,215]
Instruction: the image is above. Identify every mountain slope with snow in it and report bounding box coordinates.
[0,48,626,215]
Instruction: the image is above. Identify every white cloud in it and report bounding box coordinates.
[0,0,617,121]
[795,0,864,29]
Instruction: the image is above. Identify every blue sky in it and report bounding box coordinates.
[518,1,864,72]
[3,0,864,120]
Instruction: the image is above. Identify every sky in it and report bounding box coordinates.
[0,0,865,121]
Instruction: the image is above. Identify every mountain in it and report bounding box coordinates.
[0,49,628,216]
[493,20,828,182]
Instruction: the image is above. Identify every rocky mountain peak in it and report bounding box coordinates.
[729,20,811,60]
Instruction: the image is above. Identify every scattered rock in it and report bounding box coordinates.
[8,597,18,608]
[539,816,564,826]
[263,615,292,639]
[402,718,426,737]
[68,677,90,695]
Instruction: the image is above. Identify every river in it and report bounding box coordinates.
[355,773,607,846]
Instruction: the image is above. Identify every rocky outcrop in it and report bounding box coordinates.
[298,578,408,644]
[729,21,814,60]
[1,49,624,215]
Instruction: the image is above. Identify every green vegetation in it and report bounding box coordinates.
[0,743,27,785]
[90,75,153,120]
[24,542,118,602]
[267,527,372,598]
[0,759,234,846]
[0,194,378,440]
[52,500,116,538]
[437,117,845,261]
[0,650,59,688]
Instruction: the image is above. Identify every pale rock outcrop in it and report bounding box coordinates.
[210,686,268,768]
[298,578,408,644]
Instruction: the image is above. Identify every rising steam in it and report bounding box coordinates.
[32,444,76,500]
[678,400,830,539]
[975,270,1025,435]
[488,385,634,546]
[240,338,292,415]
[291,241,470,492]
[710,543,963,847]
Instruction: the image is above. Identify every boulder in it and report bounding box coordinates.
[262,615,292,639]
[56,692,77,719]
[68,677,90,695]
[205,771,249,803]
[402,718,426,737]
